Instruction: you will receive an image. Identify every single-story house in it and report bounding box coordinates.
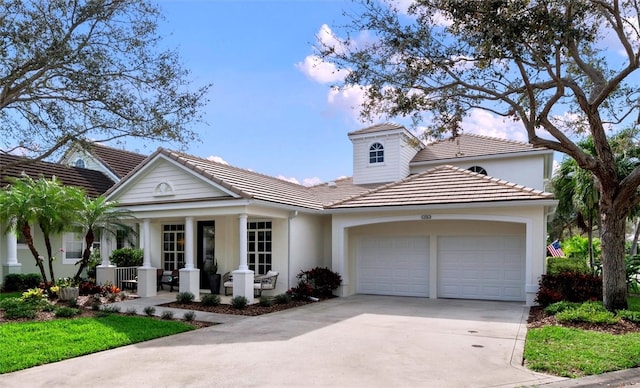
[1,124,556,305]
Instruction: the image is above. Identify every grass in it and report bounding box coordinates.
[0,314,194,374]
[525,295,640,378]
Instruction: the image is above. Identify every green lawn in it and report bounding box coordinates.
[525,296,640,378]
[0,314,194,374]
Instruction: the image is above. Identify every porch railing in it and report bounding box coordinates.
[114,266,138,290]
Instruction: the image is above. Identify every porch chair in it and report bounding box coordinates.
[254,271,279,297]
[160,269,179,292]
[223,270,279,297]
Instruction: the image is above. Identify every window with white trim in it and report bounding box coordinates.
[369,142,384,164]
[247,220,272,275]
[63,228,84,264]
[162,224,185,271]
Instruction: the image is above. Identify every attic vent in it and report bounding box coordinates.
[154,181,174,197]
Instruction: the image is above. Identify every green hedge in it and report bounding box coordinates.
[2,273,42,292]
[547,257,590,275]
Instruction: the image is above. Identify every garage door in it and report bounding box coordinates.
[438,235,525,301]
[356,236,429,297]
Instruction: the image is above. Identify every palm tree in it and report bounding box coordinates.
[0,175,48,282]
[73,196,135,280]
[31,177,85,282]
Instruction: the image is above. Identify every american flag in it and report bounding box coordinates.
[547,240,565,257]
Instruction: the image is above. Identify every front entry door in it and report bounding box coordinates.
[197,221,215,289]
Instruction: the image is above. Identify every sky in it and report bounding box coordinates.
[133,0,548,186]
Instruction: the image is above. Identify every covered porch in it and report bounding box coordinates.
[97,206,291,304]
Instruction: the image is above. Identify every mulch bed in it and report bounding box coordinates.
[527,306,640,334]
[160,299,313,316]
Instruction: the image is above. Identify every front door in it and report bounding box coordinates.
[197,221,215,289]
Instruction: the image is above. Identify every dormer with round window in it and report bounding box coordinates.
[348,123,424,184]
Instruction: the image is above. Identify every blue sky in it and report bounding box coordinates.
[134,0,551,185]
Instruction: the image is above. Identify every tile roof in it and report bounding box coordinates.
[161,150,326,210]
[307,177,381,205]
[411,133,545,163]
[85,143,147,179]
[0,154,114,197]
[348,123,405,136]
[326,165,554,209]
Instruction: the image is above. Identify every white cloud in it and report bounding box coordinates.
[460,109,528,141]
[206,155,228,165]
[295,55,349,84]
[326,84,369,122]
[277,175,300,185]
[302,177,323,186]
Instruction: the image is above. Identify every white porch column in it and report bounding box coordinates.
[233,213,254,303]
[179,216,200,300]
[137,218,157,297]
[3,223,21,276]
[96,229,115,285]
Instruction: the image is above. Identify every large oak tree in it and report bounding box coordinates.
[321,0,640,310]
[0,0,210,169]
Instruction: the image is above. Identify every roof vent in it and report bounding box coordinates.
[328,181,337,188]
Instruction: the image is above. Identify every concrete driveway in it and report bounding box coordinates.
[1,295,564,387]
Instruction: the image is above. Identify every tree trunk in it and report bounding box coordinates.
[42,230,55,283]
[21,224,48,284]
[600,203,628,311]
[630,218,640,256]
[74,229,94,281]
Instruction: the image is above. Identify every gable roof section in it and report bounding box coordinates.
[411,133,546,164]
[326,165,554,209]
[348,122,405,136]
[84,143,147,179]
[164,150,329,209]
[1,154,114,197]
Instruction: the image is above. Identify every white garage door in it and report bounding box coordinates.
[437,235,525,301]
[356,236,429,297]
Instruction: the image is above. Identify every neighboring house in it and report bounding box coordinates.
[1,124,556,305]
[0,153,115,280]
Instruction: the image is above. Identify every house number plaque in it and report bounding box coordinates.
[421,215,432,220]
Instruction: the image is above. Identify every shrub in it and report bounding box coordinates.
[544,301,581,315]
[161,310,174,320]
[176,292,195,304]
[183,311,196,321]
[535,272,602,306]
[67,298,78,308]
[617,309,640,324]
[101,305,121,313]
[54,307,80,318]
[231,295,248,309]
[294,267,342,298]
[288,280,314,300]
[4,304,37,319]
[274,293,291,304]
[79,281,104,296]
[108,248,144,267]
[21,288,46,304]
[555,302,618,325]
[626,255,640,293]
[259,296,273,307]
[3,273,42,292]
[143,306,156,316]
[546,257,590,275]
[125,308,137,316]
[200,294,220,307]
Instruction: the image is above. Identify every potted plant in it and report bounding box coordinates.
[56,277,79,300]
[206,259,221,294]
